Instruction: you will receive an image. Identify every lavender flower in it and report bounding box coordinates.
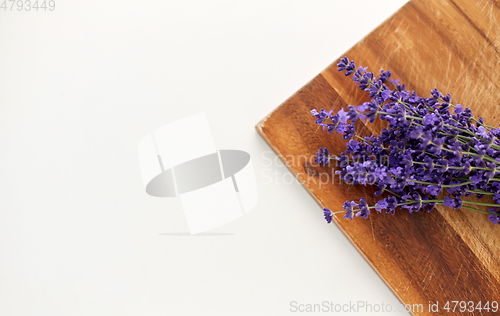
[488,208,500,225]
[311,57,500,225]
[337,57,356,76]
[314,147,330,166]
[343,201,356,220]
[323,208,333,223]
[375,199,388,212]
[356,197,370,219]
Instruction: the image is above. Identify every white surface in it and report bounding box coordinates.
[180,177,241,235]
[138,134,161,186]
[0,1,411,315]
[234,160,258,213]
[154,112,216,171]
[139,113,258,234]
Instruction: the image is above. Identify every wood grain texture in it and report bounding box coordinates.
[256,0,500,315]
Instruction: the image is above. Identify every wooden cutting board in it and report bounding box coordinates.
[256,0,500,315]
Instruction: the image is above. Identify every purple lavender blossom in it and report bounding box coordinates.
[337,57,356,76]
[314,147,330,166]
[477,126,489,138]
[344,211,354,220]
[488,208,500,225]
[375,199,388,212]
[342,201,355,220]
[343,123,356,140]
[323,208,333,223]
[313,57,500,225]
[337,108,348,124]
[354,197,369,219]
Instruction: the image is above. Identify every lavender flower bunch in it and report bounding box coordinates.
[313,57,500,225]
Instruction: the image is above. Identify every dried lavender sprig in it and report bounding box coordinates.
[313,57,500,225]
[324,197,498,223]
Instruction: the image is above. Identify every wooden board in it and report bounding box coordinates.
[256,0,500,315]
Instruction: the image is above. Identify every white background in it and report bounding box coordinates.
[0,1,411,315]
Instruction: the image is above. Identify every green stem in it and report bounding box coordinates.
[460,205,493,215]
[461,200,500,208]
[405,179,473,188]
[355,134,373,145]
[469,190,495,196]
